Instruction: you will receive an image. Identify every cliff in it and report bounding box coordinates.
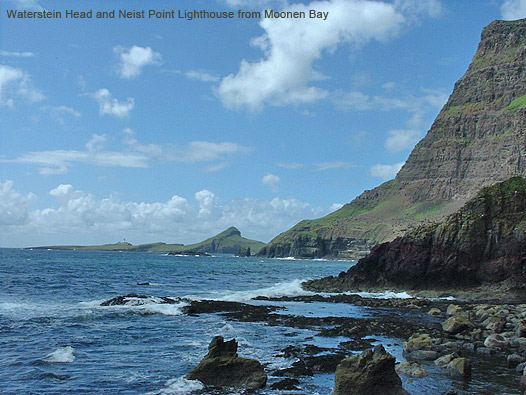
[304,177,526,292]
[259,19,526,259]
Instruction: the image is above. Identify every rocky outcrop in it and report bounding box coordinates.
[305,177,526,291]
[186,336,267,389]
[333,345,410,395]
[260,18,526,258]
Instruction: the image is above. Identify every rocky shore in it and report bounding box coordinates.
[100,292,525,393]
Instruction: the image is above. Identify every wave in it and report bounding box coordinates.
[146,376,204,395]
[42,346,75,363]
[81,296,188,316]
[343,290,413,299]
[209,278,313,302]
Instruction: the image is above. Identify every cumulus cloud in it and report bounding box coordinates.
[185,70,220,82]
[0,65,44,107]
[216,0,405,111]
[114,46,162,79]
[501,0,526,19]
[262,173,280,191]
[370,162,405,179]
[0,181,330,246]
[92,88,134,118]
[384,129,421,153]
[394,0,442,19]
[0,180,35,226]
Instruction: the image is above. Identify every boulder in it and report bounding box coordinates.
[434,353,458,368]
[334,345,410,395]
[442,315,475,334]
[186,336,267,389]
[395,361,428,378]
[428,308,441,315]
[517,320,526,338]
[484,334,510,349]
[446,305,463,316]
[404,333,432,352]
[446,357,472,378]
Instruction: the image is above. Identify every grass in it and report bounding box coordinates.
[505,95,526,112]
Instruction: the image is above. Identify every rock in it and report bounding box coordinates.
[521,373,526,395]
[235,246,251,257]
[484,334,511,349]
[434,353,458,368]
[517,320,526,337]
[272,359,313,377]
[485,312,508,332]
[334,345,410,395]
[396,361,428,378]
[507,353,524,369]
[404,333,432,352]
[516,361,526,373]
[186,336,267,389]
[442,315,475,334]
[446,305,463,316]
[446,357,472,378]
[270,378,300,390]
[405,350,439,361]
[428,307,441,315]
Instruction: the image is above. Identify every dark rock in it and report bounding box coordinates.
[305,352,347,373]
[186,336,267,389]
[446,357,472,378]
[333,345,410,395]
[235,246,251,257]
[270,378,300,390]
[272,359,313,377]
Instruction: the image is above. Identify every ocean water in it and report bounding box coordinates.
[0,249,519,394]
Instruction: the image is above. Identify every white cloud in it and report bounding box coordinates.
[0,180,35,226]
[0,181,330,246]
[51,105,81,118]
[176,141,251,163]
[85,134,107,152]
[93,88,134,118]
[185,70,220,82]
[384,129,421,153]
[0,50,35,57]
[5,133,250,175]
[394,0,442,19]
[315,161,354,171]
[501,0,526,19]
[262,173,280,192]
[370,162,405,179]
[11,0,43,10]
[114,46,162,79]
[277,162,303,169]
[216,0,405,111]
[0,64,44,106]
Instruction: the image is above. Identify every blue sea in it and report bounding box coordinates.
[0,249,519,394]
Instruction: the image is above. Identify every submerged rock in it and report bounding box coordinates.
[333,345,410,395]
[186,336,267,389]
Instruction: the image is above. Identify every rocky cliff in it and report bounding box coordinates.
[259,19,526,259]
[304,177,526,291]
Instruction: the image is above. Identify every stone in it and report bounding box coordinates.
[484,333,511,349]
[404,333,432,352]
[442,315,475,334]
[405,350,439,361]
[434,353,458,368]
[395,361,428,378]
[186,336,267,389]
[507,353,524,369]
[428,308,441,315]
[446,357,472,378]
[270,378,300,390]
[517,320,526,338]
[334,345,410,395]
[446,305,463,316]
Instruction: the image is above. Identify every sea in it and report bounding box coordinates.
[0,249,520,394]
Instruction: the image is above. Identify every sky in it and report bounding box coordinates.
[1,0,525,247]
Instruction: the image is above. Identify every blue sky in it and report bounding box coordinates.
[1,0,525,247]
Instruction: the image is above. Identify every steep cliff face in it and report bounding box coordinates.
[304,177,526,291]
[259,19,526,259]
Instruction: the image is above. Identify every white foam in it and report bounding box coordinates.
[147,377,204,395]
[343,290,414,299]
[213,278,313,302]
[43,346,75,363]
[83,296,188,316]
[276,256,296,260]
